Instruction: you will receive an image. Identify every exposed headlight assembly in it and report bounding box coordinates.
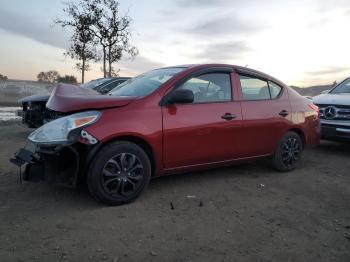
[28,111,101,144]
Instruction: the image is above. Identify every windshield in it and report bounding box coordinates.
[80,78,112,89]
[108,67,187,97]
[331,78,350,94]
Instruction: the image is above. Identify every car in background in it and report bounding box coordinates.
[11,64,320,205]
[313,77,350,141]
[80,77,131,94]
[18,77,130,128]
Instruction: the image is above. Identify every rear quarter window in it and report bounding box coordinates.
[268,81,283,99]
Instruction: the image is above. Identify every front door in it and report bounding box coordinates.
[162,72,243,169]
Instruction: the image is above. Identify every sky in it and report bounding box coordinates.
[0,0,349,86]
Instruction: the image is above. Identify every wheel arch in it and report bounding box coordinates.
[289,127,306,148]
[98,135,157,176]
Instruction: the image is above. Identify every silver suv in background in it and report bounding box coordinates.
[313,77,350,141]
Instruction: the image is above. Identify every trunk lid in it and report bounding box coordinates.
[46,83,136,113]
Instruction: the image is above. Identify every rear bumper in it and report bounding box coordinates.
[305,119,321,148]
[10,142,99,187]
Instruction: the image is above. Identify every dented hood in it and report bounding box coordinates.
[46,83,136,113]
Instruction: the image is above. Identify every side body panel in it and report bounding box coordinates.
[162,102,243,169]
[234,72,293,156]
[288,88,321,147]
[161,70,245,170]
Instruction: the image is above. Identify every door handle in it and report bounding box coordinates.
[221,113,236,120]
[279,110,289,117]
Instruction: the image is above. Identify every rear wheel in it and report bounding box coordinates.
[88,141,151,205]
[272,131,303,172]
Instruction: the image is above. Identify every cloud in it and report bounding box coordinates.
[194,41,251,62]
[175,0,233,8]
[317,0,350,12]
[0,8,69,49]
[307,66,349,76]
[119,55,166,75]
[187,16,262,37]
[175,0,263,8]
[307,17,332,28]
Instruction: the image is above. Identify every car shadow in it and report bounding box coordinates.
[315,140,350,156]
[4,159,275,211]
[151,159,275,186]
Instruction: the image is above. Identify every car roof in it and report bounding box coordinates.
[159,64,286,87]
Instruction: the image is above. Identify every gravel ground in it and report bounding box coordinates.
[0,121,349,262]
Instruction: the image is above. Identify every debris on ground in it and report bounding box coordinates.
[258,183,265,189]
[150,250,157,256]
[186,195,196,199]
[344,233,350,241]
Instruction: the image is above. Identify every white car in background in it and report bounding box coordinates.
[313,77,350,141]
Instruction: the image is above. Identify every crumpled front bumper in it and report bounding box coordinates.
[10,142,97,188]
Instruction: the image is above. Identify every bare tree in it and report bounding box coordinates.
[85,0,108,77]
[55,1,98,83]
[65,31,97,83]
[108,45,138,76]
[87,0,138,77]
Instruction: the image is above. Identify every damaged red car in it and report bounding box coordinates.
[11,64,320,205]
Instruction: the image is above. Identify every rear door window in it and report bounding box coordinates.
[239,75,270,100]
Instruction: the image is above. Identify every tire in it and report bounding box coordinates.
[272,131,303,172]
[87,141,151,205]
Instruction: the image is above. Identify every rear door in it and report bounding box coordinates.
[162,70,244,169]
[236,72,292,157]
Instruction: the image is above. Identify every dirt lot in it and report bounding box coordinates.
[0,120,349,262]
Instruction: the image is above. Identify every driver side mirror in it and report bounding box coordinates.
[321,89,330,94]
[161,89,194,106]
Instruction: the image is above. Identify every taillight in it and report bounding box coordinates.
[308,104,320,114]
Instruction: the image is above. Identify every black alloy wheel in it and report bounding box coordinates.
[272,131,303,172]
[101,153,144,197]
[88,141,151,205]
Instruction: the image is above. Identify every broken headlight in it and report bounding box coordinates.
[28,111,101,144]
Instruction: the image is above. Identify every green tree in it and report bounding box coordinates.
[57,75,78,84]
[37,70,60,83]
[0,74,8,81]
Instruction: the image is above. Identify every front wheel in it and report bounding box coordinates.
[272,131,303,172]
[87,141,151,205]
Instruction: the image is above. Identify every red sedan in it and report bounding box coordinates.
[12,64,320,205]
